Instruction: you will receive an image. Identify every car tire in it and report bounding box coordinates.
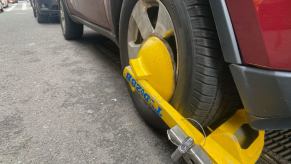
[37,13,46,23]
[119,0,242,129]
[33,8,36,17]
[60,0,83,40]
[0,4,3,12]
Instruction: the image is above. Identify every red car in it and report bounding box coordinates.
[58,0,291,131]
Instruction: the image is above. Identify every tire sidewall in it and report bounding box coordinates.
[59,0,83,40]
[161,0,193,112]
[60,0,66,34]
[36,10,44,23]
[33,8,36,17]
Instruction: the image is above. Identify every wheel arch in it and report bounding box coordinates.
[209,0,242,64]
[109,0,124,40]
[116,0,242,63]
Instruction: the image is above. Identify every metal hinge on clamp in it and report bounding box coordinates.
[167,126,212,164]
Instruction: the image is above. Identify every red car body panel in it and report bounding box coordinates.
[226,0,291,71]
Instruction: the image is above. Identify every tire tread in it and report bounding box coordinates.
[182,0,241,126]
[61,0,83,40]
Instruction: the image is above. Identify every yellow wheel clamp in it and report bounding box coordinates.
[123,36,265,164]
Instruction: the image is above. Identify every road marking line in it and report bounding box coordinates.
[22,3,27,10]
[6,5,16,12]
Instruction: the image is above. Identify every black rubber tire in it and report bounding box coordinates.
[60,0,83,40]
[119,0,241,129]
[33,8,36,17]
[36,11,46,23]
[119,0,168,130]
[0,5,3,12]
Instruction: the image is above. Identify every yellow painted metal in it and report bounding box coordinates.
[203,110,265,164]
[123,37,265,164]
[129,36,175,101]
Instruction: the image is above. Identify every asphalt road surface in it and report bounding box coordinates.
[0,1,174,163]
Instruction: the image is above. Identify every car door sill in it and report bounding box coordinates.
[70,15,118,45]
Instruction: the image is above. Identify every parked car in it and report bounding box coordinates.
[8,0,17,3]
[59,0,291,130]
[1,0,8,8]
[30,0,59,23]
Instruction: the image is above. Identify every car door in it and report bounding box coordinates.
[76,0,112,31]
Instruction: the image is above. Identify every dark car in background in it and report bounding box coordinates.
[30,0,59,23]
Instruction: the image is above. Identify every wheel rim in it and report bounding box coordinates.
[60,2,65,33]
[127,0,178,99]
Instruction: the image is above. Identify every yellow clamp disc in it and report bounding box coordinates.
[129,36,175,101]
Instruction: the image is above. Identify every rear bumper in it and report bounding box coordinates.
[35,0,59,17]
[230,64,291,130]
[38,9,59,17]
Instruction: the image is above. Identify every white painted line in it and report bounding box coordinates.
[22,2,27,10]
[6,5,16,12]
